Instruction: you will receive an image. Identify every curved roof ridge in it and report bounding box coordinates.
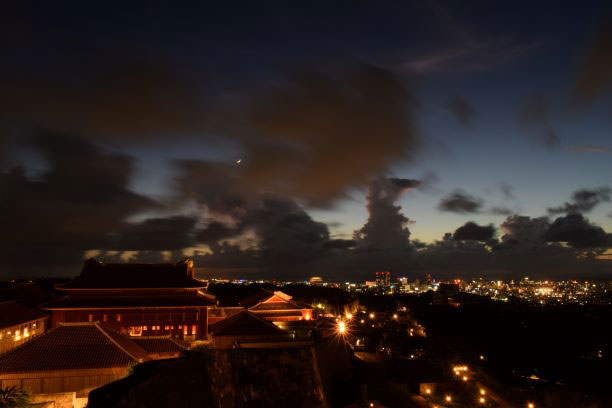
[94,323,148,362]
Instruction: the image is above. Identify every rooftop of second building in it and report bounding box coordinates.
[59,258,207,290]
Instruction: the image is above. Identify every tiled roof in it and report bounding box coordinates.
[42,292,215,309]
[59,258,205,289]
[131,336,188,354]
[208,311,286,337]
[238,290,276,308]
[250,310,305,317]
[249,301,305,311]
[0,322,148,373]
[0,301,48,330]
[240,290,310,311]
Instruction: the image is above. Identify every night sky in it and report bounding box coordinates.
[2,1,612,280]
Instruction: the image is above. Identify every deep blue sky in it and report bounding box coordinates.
[2,1,612,277]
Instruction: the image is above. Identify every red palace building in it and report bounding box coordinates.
[43,259,216,341]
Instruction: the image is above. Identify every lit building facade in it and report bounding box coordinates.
[240,290,314,323]
[375,271,391,289]
[43,259,215,341]
[0,301,49,354]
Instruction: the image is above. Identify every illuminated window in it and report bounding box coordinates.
[103,314,108,322]
[178,325,182,329]
[143,326,148,331]
[183,325,188,335]
[128,326,143,337]
[192,325,197,335]
[116,314,121,322]
[164,326,170,330]
[88,314,93,322]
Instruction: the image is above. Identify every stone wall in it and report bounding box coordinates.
[88,347,329,408]
[208,348,327,408]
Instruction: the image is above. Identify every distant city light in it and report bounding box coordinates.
[338,320,346,334]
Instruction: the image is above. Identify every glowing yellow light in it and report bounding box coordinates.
[369,313,375,319]
[462,376,468,381]
[317,303,323,308]
[480,355,485,360]
[393,314,398,319]
[425,388,431,394]
[369,403,374,407]
[338,321,346,334]
[479,397,486,404]
[527,404,534,408]
[445,395,452,402]
[480,389,486,395]
[360,319,365,324]
[346,312,353,320]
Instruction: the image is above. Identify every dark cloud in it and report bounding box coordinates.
[545,213,612,249]
[400,38,543,74]
[2,60,420,207]
[448,95,476,127]
[197,221,240,244]
[438,190,483,214]
[322,239,357,249]
[112,216,198,251]
[517,94,551,127]
[0,132,197,276]
[542,127,560,149]
[572,21,612,110]
[548,187,611,214]
[241,65,419,205]
[499,215,550,248]
[452,222,495,241]
[516,96,559,150]
[195,196,337,275]
[500,183,515,200]
[571,145,610,154]
[489,207,513,216]
[353,178,418,251]
[1,61,208,141]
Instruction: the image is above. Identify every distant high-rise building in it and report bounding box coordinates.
[375,271,391,288]
[309,276,323,285]
[398,276,408,285]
